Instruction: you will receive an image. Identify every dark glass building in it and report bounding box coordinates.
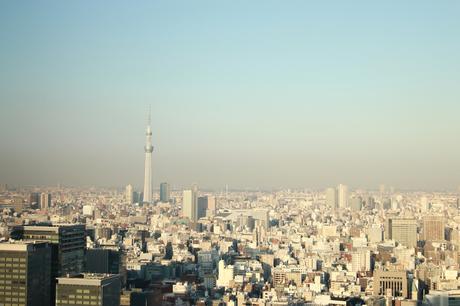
[0,241,52,306]
[11,224,86,276]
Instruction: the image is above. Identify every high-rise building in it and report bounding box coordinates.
[40,192,51,210]
[366,196,375,210]
[325,187,337,209]
[11,224,86,276]
[143,111,153,203]
[388,218,417,248]
[183,189,197,222]
[86,249,125,285]
[350,248,371,272]
[207,196,217,216]
[337,184,348,208]
[56,274,121,306]
[0,241,52,306]
[367,224,383,243]
[125,184,134,204]
[197,196,208,220]
[423,215,445,241]
[9,226,82,305]
[350,197,363,211]
[29,192,40,208]
[86,249,121,274]
[252,209,270,229]
[160,182,170,203]
[133,191,140,204]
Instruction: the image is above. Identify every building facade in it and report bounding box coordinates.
[160,182,170,203]
[56,274,121,306]
[0,241,52,306]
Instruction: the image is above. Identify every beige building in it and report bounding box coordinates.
[388,218,417,248]
[423,215,444,241]
[373,269,410,299]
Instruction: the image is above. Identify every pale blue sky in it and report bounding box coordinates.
[1,1,459,190]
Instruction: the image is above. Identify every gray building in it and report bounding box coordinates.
[350,197,363,211]
[197,196,208,220]
[160,182,170,203]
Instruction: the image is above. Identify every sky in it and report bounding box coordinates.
[0,1,459,191]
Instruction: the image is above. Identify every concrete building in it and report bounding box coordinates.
[373,269,410,299]
[425,290,460,306]
[207,196,217,215]
[423,215,444,241]
[217,260,234,288]
[338,184,348,208]
[367,224,383,243]
[325,187,337,209]
[40,192,51,210]
[388,218,418,248]
[56,274,121,306]
[125,184,134,204]
[350,248,371,272]
[350,197,363,211]
[183,189,197,222]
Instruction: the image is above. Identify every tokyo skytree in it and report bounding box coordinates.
[143,110,153,203]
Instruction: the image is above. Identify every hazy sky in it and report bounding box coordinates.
[1,1,459,191]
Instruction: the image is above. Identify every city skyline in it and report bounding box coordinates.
[1,1,460,190]
[2,3,460,305]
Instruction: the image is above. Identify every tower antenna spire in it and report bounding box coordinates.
[148,105,151,126]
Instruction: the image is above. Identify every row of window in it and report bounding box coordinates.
[0,281,24,285]
[0,275,25,280]
[57,300,99,305]
[0,298,25,303]
[0,287,25,291]
[59,295,99,300]
[0,264,26,268]
[0,259,25,263]
[0,291,25,296]
[0,270,26,274]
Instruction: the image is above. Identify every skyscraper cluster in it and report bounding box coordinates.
[325,184,348,209]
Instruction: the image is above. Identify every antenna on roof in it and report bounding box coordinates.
[147,105,151,126]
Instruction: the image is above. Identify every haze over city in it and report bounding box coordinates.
[3,2,460,306]
[1,1,460,190]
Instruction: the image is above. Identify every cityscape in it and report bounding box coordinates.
[1,2,460,306]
